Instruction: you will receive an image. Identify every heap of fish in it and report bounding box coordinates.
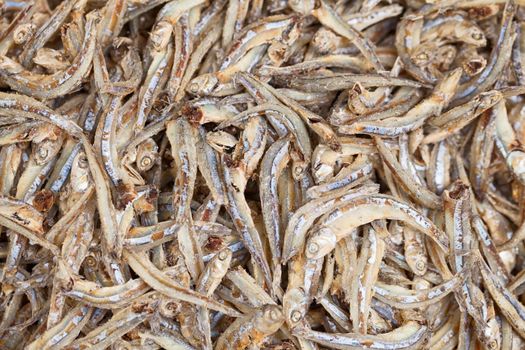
[1,0,525,349]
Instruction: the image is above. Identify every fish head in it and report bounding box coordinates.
[283,287,308,328]
[256,304,285,333]
[186,73,219,96]
[305,227,337,259]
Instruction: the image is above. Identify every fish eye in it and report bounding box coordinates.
[307,242,319,254]
[270,309,280,320]
[140,156,152,168]
[85,256,97,267]
[264,306,282,321]
[417,53,429,61]
[188,83,200,93]
[471,32,483,41]
[290,310,303,323]
[37,147,49,159]
[78,156,89,168]
[293,165,304,177]
[218,250,229,260]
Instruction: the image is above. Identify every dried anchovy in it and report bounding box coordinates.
[1,1,525,349]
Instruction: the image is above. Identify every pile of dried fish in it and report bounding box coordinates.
[3,0,525,348]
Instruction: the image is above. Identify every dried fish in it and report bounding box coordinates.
[350,227,385,333]
[305,194,449,260]
[215,304,284,350]
[293,321,428,350]
[452,1,517,105]
[339,68,462,136]
[166,117,204,282]
[374,271,465,309]
[312,0,384,73]
[375,136,441,209]
[0,11,98,99]
[0,1,523,348]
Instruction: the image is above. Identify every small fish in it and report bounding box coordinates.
[0,0,522,347]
